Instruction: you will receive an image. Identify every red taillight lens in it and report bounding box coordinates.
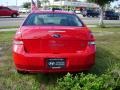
[13,40,23,45]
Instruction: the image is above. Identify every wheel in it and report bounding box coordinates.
[11,14,17,18]
[83,15,86,17]
[117,17,119,20]
[87,15,90,17]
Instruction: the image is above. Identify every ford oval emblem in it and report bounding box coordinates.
[52,34,61,38]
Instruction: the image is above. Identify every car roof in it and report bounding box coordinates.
[32,10,75,15]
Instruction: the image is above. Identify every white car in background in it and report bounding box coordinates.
[19,8,30,13]
[75,10,81,14]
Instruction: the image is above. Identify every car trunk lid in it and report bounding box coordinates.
[21,26,91,53]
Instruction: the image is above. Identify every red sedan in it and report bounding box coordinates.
[13,10,96,73]
[0,6,19,18]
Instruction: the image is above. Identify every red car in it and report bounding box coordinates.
[13,10,96,73]
[0,6,19,18]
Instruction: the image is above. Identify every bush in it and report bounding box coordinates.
[56,65,120,90]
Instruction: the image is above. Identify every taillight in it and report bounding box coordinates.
[13,40,24,52]
[90,31,94,39]
[14,30,22,40]
[16,31,21,35]
[13,40,23,45]
[88,41,96,45]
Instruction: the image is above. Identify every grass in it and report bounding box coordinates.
[0,26,19,29]
[0,27,120,90]
[90,27,120,74]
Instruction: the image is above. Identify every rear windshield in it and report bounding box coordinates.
[23,13,83,27]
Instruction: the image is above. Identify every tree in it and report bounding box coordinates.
[40,0,49,9]
[23,0,41,9]
[22,2,31,9]
[36,0,42,8]
[87,0,118,27]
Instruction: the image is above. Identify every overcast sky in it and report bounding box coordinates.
[0,0,119,7]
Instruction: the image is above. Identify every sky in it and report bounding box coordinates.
[0,0,30,6]
[0,0,120,7]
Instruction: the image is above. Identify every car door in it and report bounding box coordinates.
[0,7,12,16]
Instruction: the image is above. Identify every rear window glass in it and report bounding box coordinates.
[23,13,83,27]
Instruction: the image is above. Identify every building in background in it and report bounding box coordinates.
[40,0,99,10]
[0,0,100,12]
[114,5,120,13]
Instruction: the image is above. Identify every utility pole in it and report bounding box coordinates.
[60,0,62,8]
[71,0,72,10]
[53,0,54,7]
[6,2,8,6]
[66,0,68,11]
[36,0,38,8]
[16,0,17,6]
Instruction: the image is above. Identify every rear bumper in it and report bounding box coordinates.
[13,45,96,73]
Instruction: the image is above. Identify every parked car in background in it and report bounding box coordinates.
[82,10,100,17]
[19,8,30,13]
[104,11,119,20]
[13,10,96,73]
[0,6,19,18]
[116,12,120,19]
[117,12,120,16]
[49,7,63,11]
[75,10,81,14]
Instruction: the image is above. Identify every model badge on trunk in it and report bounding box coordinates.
[52,34,61,38]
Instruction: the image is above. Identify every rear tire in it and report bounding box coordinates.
[117,17,119,20]
[83,15,86,17]
[87,15,90,17]
[11,14,17,18]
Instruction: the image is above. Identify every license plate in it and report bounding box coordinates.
[47,58,65,68]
